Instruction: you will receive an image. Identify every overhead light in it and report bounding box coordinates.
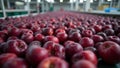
[46,0,54,3]
[37,0,41,3]
[83,0,93,3]
[28,0,31,2]
[15,1,24,5]
[80,0,83,3]
[107,0,111,1]
[83,0,93,2]
[24,0,27,2]
[24,0,31,2]
[69,0,76,3]
[90,0,93,3]
[60,0,63,2]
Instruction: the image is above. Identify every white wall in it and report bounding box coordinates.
[53,3,85,11]
[53,3,71,11]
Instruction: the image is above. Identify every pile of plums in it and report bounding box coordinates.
[0,11,120,68]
